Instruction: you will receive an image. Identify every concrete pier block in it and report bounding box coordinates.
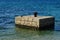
[15,15,55,30]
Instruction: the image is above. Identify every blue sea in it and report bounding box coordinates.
[0,0,60,40]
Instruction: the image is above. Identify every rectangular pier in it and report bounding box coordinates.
[15,15,55,30]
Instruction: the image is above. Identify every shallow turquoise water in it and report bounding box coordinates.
[0,0,60,40]
[0,28,60,40]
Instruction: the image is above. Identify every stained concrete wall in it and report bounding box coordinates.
[15,16,39,28]
[15,15,55,29]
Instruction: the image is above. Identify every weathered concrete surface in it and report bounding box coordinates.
[15,15,55,30]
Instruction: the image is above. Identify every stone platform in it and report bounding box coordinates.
[15,15,55,30]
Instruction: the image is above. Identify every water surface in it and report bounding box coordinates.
[0,0,60,40]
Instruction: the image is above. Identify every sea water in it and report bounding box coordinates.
[0,0,60,40]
